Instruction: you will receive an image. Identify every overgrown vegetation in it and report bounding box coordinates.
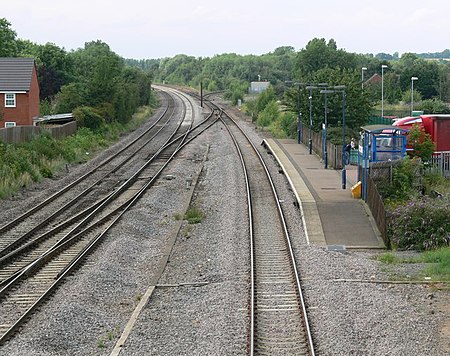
[375,158,450,251]
[0,105,156,199]
[389,196,450,250]
[375,248,450,282]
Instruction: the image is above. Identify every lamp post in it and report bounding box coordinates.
[297,84,301,143]
[305,83,328,154]
[411,76,418,115]
[321,86,346,187]
[361,67,367,89]
[339,88,347,189]
[285,81,303,144]
[320,89,335,169]
[306,86,315,153]
[381,64,388,117]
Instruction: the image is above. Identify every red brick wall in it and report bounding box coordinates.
[0,65,40,128]
[29,65,40,120]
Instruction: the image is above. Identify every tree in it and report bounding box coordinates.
[294,38,358,78]
[393,53,440,99]
[284,67,373,132]
[69,41,123,106]
[257,100,278,128]
[401,89,422,105]
[0,18,18,57]
[408,124,435,162]
[55,83,85,113]
[36,43,73,100]
[418,98,450,114]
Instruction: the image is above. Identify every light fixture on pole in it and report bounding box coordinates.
[321,86,347,187]
[320,89,335,169]
[306,86,316,154]
[381,65,388,117]
[361,67,367,89]
[411,76,418,114]
[304,83,328,154]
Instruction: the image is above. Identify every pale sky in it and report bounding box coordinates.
[2,0,449,59]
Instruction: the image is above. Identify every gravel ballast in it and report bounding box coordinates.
[0,93,448,356]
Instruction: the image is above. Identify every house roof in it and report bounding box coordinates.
[365,73,382,85]
[0,57,36,92]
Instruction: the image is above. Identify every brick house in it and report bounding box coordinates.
[0,58,40,128]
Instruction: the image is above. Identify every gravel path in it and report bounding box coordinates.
[0,92,448,356]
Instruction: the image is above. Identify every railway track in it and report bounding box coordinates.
[0,90,177,256]
[0,87,219,344]
[216,106,315,355]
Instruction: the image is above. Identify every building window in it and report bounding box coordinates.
[5,121,16,128]
[5,93,16,107]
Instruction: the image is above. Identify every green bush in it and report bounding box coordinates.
[256,100,279,128]
[73,106,105,131]
[388,196,450,250]
[279,112,297,138]
[376,158,421,205]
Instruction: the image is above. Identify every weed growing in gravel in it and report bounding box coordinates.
[173,213,183,220]
[374,253,400,264]
[184,206,204,224]
[181,224,194,238]
[375,248,450,282]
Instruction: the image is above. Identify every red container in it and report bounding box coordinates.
[421,115,450,152]
[393,115,450,152]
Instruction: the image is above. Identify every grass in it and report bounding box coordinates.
[419,248,450,281]
[184,206,204,224]
[0,105,156,200]
[375,247,450,282]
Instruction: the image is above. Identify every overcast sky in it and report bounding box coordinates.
[2,0,449,59]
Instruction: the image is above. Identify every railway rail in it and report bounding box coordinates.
[0,90,176,255]
[0,87,220,344]
[0,86,314,353]
[213,103,315,355]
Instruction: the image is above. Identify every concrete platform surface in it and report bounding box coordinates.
[263,138,384,249]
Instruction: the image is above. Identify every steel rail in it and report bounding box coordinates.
[0,102,217,288]
[0,89,218,345]
[213,102,315,355]
[0,92,173,239]
[0,90,173,237]
[0,89,185,259]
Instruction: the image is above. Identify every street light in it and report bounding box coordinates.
[361,67,367,89]
[306,86,316,153]
[320,89,335,169]
[381,64,388,117]
[305,83,328,154]
[321,86,347,187]
[411,76,418,114]
[285,81,304,144]
[337,87,347,189]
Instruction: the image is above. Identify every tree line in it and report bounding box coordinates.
[0,18,154,130]
[124,38,450,139]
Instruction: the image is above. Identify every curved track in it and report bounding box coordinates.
[0,87,218,344]
[211,102,314,355]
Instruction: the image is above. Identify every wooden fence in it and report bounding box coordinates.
[298,121,344,169]
[367,174,389,248]
[0,121,77,144]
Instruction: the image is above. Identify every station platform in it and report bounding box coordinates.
[263,138,385,249]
